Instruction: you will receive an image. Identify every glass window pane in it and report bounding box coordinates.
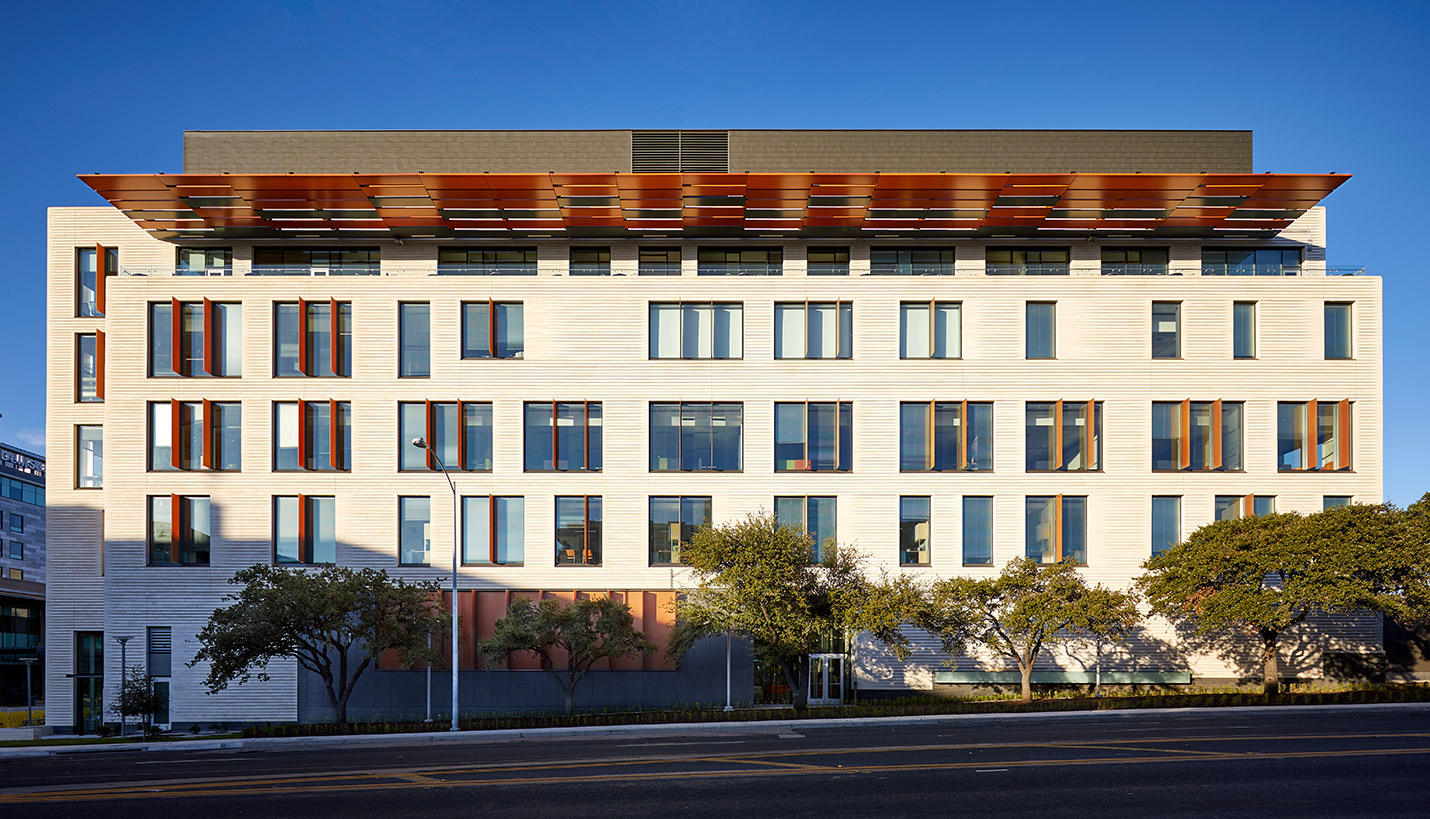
[150,403,173,470]
[275,403,299,470]
[775,497,805,534]
[1215,495,1243,521]
[774,403,806,471]
[77,334,98,401]
[78,425,103,487]
[464,403,493,471]
[1325,303,1351,359]
[1233,302,1256,359]
[463,496,492,565]
[807,303,837,359]
[213,303,242,377]
[683,303,713,359]
[305,402,330,471]
[933,402,961,471]
[1025,496,1056,563]
[838,402,853,472]
[497,497,524,564]
[274,304,301,376]
[496,303,523,358]
[1323,496,1352,510]
[650,304,680,359]
[151,303,174,376]
[967,403,994,471]
[307,302,332,377]
[809,497,836,562]
[1222,402,1244,471]
[775,304,805,359]
[711,403,742,471]
[649,496,680,564]
[464,302,492,358]
[433,403,460,467]
[650,403,679,471]
[1151,496,1179,556]
[1253,496,1276,516]
[1026,303,1055,359]
[400,497,431,565]
[398,403,427,470]
[312,497,336,564]
[1062,497,1086,565]
[962,497,993,565]
[807,403,837,470]
[900,304,931,359]
[525,403,553,471]
[1062,402,1089,470]
[934,303,960,359]
[77,248,100,316]
[1151,403,1179,471]
[587,403,602,470]
[1277,402,1307,470]
[399,303,430,377]
[182,304,204,376]
[1026,402,1055,471]
[713,304,742,359]
[900,496,931,566]
[274,496,300,563]
[899,403,929,471]
[1152,302,1180,359]
[680,402,712,471]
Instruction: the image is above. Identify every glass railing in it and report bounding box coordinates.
[434,264,538,276]
[986,263,1070,276]
[123,266,234,277]
[867,264,955,276]
[568,263,611,276]
[250,265,381,276]
[1101,263,1175,276]
[637,263,682,276]
[807,262,851,276]
[696,264,783,276]
[1200,263,1300,276]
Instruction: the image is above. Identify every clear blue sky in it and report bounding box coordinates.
[2,0,1426,503]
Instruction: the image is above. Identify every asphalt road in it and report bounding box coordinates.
[2,707,1428,817]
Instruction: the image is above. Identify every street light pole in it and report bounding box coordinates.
[724,632,733,712]
[20,657,37,728]
[114,635,134,738]
[412,437,460,732]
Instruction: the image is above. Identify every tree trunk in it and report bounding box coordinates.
[1260,629,1281,697]
[1019,664,1033,704]
[563,685,575,719]
[780,657,808,713]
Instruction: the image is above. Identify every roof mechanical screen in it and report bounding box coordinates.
[632,131,729,172]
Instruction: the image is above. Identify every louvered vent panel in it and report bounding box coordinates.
[677,131,729,172]
[632,131,680,172]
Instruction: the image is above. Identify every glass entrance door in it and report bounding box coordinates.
[808,653,844,706]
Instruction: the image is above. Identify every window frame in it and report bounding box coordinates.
[869,247,956,276]
[648,495,713,566]
[899,496,931,566]
[569,246,612,276]
[962,496,994,566]
[437,247,538,275]
[1276,400,1353,472]
[649,401,743,472]
[76,425,103,488]
[774,300,853,360]
[637,246,682,276]
[148,400,242,472]
[398,496,432,566]
[1025,302,1056,360]
[898,300,962,360]
[774,496,837,561]
[1151,400,1245,472]
[1151,301,1182,359]
[1025,494,1087,566]
[555,495,602,566]
[988,247,1070,276]
[272,400,351,472]
[147,495,211,566]
[398,401,493,472]
[806,246,851,275]
[1233,301,1257,359]
[899,401,994,472]
[1024,400,1102,472]
[696,246,782,276]
[273,494,337,565]
[648,301,744,360]
[774,401,853,472]
[77,332,103,402]
[460,300,525,359]
[272,299,352,377]
[523,401,603,472]
[1151,496,1180,557]
[1325,302,1353,360]
[398,302,431,378]
[461,495,525,566]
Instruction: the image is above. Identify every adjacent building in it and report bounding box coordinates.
[1,443,45,708]
[46,130,1381,730]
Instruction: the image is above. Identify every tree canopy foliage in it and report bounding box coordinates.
[479,596,655,717]
[191,565,446,723]
[670,511,924,711]
[1137,502,1422,695]
[916,557,1140,702]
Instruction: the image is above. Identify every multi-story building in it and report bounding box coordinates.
[1,443,45,707]
[46,130,1380,730]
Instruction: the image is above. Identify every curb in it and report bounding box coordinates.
[5,701,1428,759]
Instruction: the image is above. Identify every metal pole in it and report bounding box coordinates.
[724,632,733,712]
[413,438,460,733]
[115,636,133,738]
[21,658,36,727]
[425,633,432,722]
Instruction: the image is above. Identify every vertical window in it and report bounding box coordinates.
[398,401,493,471]
[148,301,242,377]
[807,247,850,275]
[1323,496,1353,510]
[1151,496,1180,556]
[870,247,955,275]
[1215,495,1275,521]
[638,247,681,276]
[273,300,351,377]
[1233,302,1256,359]
[697,247,781,275]
[649,496,712,565]
[899,401,993,471]
[1101,247,1169,276]
[649,302,743,359]
[774,402,852,472]
[8,514,22,534]
[76,246,114,317]
[649,402,742,471]
[77,425,103,488]
[462,496,525,566]
[9,541,20,560]
[899,497,931,566]
[962,497,994,566]
[147,626,172,726]
[570,247,611,275]
[1025,495,1086,565]
[775,496,837,561]
[1025,401,1102,472]
[1325,302,1352,360]
[1277,400,1352,471]
[399,303,430,377]
[274,495,336,564]
[399,497,431,566]
[77,332,101,402]
[775,302,852,359]
[273,401,351,471]
[899,302,961,359]
[148,495,211,565]
[987,248,1070,275]
[524,402,602,471]
[555,496,601,566]
[1026,302,1055,359]
[1151,302,1181,359]
[461,301,525,359]
[1150,401,1244,472]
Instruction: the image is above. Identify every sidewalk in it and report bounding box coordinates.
[3,701,1428,760]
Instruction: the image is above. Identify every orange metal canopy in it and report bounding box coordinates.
[79,172,1349,240]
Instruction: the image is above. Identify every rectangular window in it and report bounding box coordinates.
[899,496,931,566]
[252,247,379,275]
[273,401,351,471]
[524,402,602,471]
[9,541,20,560]
[775,401,853,472]
[1026,495,1086,565]
[899,301,961,359]
[438,247,537,275]
[148,495,210,566]
[962,497,994,566]
[147,301,242,377]
[1025,401,1102,472]
[461,301,524,359]
[1324,495,1353,510]
[1026,302,1055,359]
[649,402,742,471]
[1325,302,1352,360]
[775,302,853,359]
[176,247,233,274]
[570,247,611,275]
[76,246,115,317]
[1151,496,1180,556]
[775,496,836,561]
[1152,302,1181,359]
[1202,248,1300,276]
[1215,495,1275,520]
[807,247,850,275]
[988,247,1070,276]
[398,401,493,471]
[1101,247,1169,276]
[1277,400,1352,471]
[77,332,101,402]
[399,497,431,565]
[638,247,681,276]
[0,478,43,507]
[649,496,712,565]
[273,300,351,377]
[147,401,241,471]
[77,425,103,488]
[462,496,525,566]
[649,302,743,359]
[1151,401,1244,472]
[1233,301,1256,359]
[555,496,601,566]
[147,626,172,678]
[274,495,336,564]
[399,303,430,377]
[899,401,994,471]
[8,514,21,534]
[870,247,955,275]
[696,247,781,276]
